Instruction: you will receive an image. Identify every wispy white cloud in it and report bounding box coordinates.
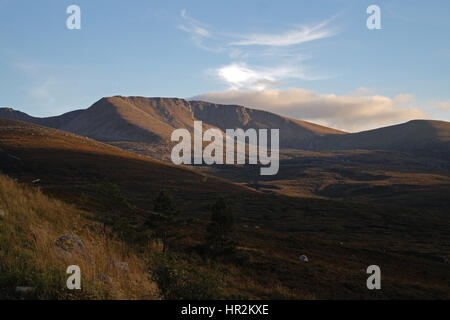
[350,87,377,96]
[437,100,450,111]
[394,93,417,106]
[29,79,57,106]
[11,61,70,115]
[178,10,224,52]
[229,20,334,47]
[179,9,212,38]
[179,9,334,52]
[179,10,336,86]
[425,99,450,115]
[193,88,428,132]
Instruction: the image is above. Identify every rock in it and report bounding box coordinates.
[299,255,309,263]
[98,274,114,286]
[54,247,71,260]
[15,286,34,295]
[109,259,129,273]
[55,234,92,261]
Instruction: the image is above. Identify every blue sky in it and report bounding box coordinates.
[0,0,449,131]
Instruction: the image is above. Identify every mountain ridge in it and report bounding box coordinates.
[1,96,449,157]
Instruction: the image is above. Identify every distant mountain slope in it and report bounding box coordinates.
[1,97,449,157]
[0,107,83,128]
[189,100,344,148]
[0,107,43,123]
[0,96,345,149]
[318,120,450,158]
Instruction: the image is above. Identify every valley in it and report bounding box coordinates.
[0,108,449,299]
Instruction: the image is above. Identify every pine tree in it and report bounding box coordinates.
[207,197,234,252]
[153,190,180,254]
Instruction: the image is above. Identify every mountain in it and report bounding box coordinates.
[0,107,44,123]
[1,97,449,159]
[189,100,345,148]
[1,117,449,299]
[318,119,450,157]
[0,96,345,149]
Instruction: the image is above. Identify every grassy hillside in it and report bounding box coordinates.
[0,173,159,299]
[0,118,449,299]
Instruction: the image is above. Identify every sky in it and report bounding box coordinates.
[0,0,449,131]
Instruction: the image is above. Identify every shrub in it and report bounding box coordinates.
[151,255,222,300]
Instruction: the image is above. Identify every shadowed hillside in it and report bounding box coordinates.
[0,117,251,206]
[318,120,450,158]
[0,118,449,299]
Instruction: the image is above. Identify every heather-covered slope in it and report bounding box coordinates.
[0,117,449,299]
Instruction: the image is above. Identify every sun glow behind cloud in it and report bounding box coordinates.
[179,9,440,131]
[179,10,334,89]
[214,63,315,90]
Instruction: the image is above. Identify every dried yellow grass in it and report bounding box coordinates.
[0,173,160,299]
